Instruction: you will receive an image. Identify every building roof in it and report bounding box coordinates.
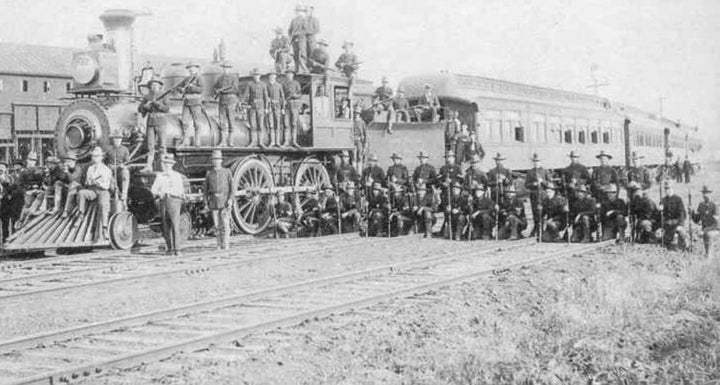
[0,43,76,77]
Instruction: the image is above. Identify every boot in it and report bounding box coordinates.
[291,127,300,148]
[194,132,202,147]
[227,130,235,147]
[248,129,258,147]
[218,130,228,148]
[269,129,277,148]
[50,191,62,215]
[509,225,519,240]
[282,127,290,147]
[258,126,267,148]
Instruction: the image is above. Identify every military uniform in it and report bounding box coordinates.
[204,154,234,250]
[283,74,302,147]
[339,187,361,233]
[374,82,395,133]
[367,187,389,236]
[487,164,513,202]
[525,163,551,237]
[308,45,330,75]
[272,196,295,237]
[470,190,496,240]
[392,93,411,122]
[16,160,47,226]
[417,88,440,122]
[386,163,409,188]
[569,191,597,242]
[498,192,526,240]
[600,193,627,242]
[629,192,658,243]
[361,164,386,188]
[692,187,718,257]
[542,190,568,242]
[243,76,269,147]
[388,187,413,236]
[176,69,204,147]
[444,186,471,240]
[305,10,320,58]
[437,163,462,188]
[77,148,113,241]
[335,50,359,81]
[334,161,359,189]
[562,162,591,191]
[464,166,489,191]
[288,9,308,74]
[138,81,170,169]
[105,142,130,202]
[413,163,437,188]
[299,193,322,236]
[592,165,620,196]
[661,193,687,250]
[318,190,340,235]
[214,70,240,147]
[626,165,651,190]
[270,31,293,74]
[411,188,437,238]
[266,77,285,147]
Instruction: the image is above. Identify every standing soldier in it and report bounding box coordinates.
[627,181,658,244]
[151,153,186,256]
[412,151,437,189]
[411,182,437,238]
[305,5,320,58]
[386,152,410,189]
[541,182,569,242]
[487,152,513,202]
[353,103,368,163]
[265,72,285,147]
[288,5,308,74]
[464,155,488,190]
[591,150,620,197]
[660,181,687,250]
[361,154,386,195]
[308,39,330,96]
[176,62,204,147]
[339,181,361,233]
[283,69,302,147]
[691,186,718,257]
[437,151,462,188]
[333,152,358,190]
[569,184,597,243]
[105,131,130,203]
[417,84,441,122]
[682,155,692,184]
[373,76,395,134]
[450,124,474,163]
[561,150,591,199]
[77,147,113,241]
[269,27,293,74]
[139,76,170,171]
[599,184,627,243]
[214,61,240,147]
[243,69,269,148]
[204,150,234,250]
[335,41,360,90]
[498,185,527,240]
[445,110,462,150]
[626,152,652,191]
[525,153,550,237]
[469,184,496,240]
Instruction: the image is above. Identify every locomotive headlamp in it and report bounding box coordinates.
[72,53,99,85]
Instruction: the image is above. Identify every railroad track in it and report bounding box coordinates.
[0,234,391,301]
[0,239,613,384]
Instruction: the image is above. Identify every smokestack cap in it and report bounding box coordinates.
[99,9,138,29]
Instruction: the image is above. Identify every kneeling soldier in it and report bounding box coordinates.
[299,189,322,237]
[498,184,527,240]
[445,181,470,240]
[411,183,438,238]
[319,185,340,235]
[388,182,413,236]
[691,185,718,258]
[204,150,234,250]
[367,182,389,236]
[271,192,297,238]
[628,182,658,243]
[339,182,361,233]
[660,181,687,250]
[599,184,627,243]
[542,182,569,242]
[469,184,496,240]
[569,184,597,242]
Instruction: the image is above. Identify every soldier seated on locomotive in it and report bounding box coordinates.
[308,39,330,97]
[339,181,362,233]
[411,182,438,238]
[569,184,597,243]
[105,131,130,204]
[388,182,413,237]
[392,88,412,123]
[541,182,569,243]
[691,185,718,258]
[373,76,395,134]
[498,184,527,240]
[366,182,389,237]
[16,151,46,228]
[469,184,495,240]
[444,181,471,241]
[660,181,687,251]
[48,153,82,217]
[417,83,441,123]
[77,147,113,241]
[627,181,658,244]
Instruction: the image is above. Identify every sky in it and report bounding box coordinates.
[0,0,718,146]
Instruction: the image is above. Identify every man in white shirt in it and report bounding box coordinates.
[151,153,186,256]
[77,146,113,241]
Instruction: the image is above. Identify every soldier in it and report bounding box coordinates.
[214,61,240,147]
[487,152,513,202]
[265,72,285,147]
[591,150,620,197]
[299,189,322,237]
[525,153,550,237]
[0,161,21,240]
[469,184,496,240]
[464,155,488,190]
[386,152,410,188]
[138,76,170,171]
[569,184,597,243]
[417,83,441,122]
[270,192,297,238]
[151,153,187,256]
[598,184,627,243]
[333,152,358,190]
[561,150,591,199]
[498,184,527,240]
[105,131,130,204]
[339,181,361,233]
[305,5,320,56]
[283,69,302,147]
[269,27,293,74]
[444,181,471,240]
[204,150,234,250]
[411,182,438,238]
[352,103,368,162]
[308,39,330,95]
[319,185,340,235]
[77,147,113,241]
[54,153,84,217]
[541,182,569,242]
[445,110,462,150]
[243,69,269,148]
[660,181,687,250]
[691,186,718,257]
[387,182,413,236]
[373,76,395,134]
[288,4,309,74]
[627,181,658,244]
[412,151,437,189]
[176,62,204,147]
[16,151,45,227]
[626,152,652,191]
[362,153,386,196]
[335,41,360,89]
[366,182,389,237]
[682,155,692,184]
[393,87,411,122]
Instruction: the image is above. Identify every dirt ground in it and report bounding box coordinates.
[71,162,720,384]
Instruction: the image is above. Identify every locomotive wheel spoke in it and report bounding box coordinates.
[231,158,275,235]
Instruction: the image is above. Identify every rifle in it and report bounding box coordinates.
[687,188,693,252]
[537,177,543,243]
[445,178,453,240]
[335,184,342,234]
[271,191,279,239]
[563,182,571,244]
[495,180,502,241]
[659,180,665,247]
[213,85,234,99]
[386,176,393,238]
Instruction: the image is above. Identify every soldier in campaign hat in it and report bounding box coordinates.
[525,153,551,237]
[105,130,130,203]
[387,152,409,188]
[691,185,718,257]
[139,75,170,171]
[288,4,309,74]
[333,151,358,190]
[498,184,527,240]
[151,153,186,256]
[373,76,395,134]
[204,150,234,250]
[541,181,569,242]
[411,181,438,238]
[214,61,240,147]
[265,71,286,147]
[469,183,496,240]
[626,151,652,191]
[437,150,462,189]
[413,150,437,189]
[393,87,411,122]
[627,181,658,244]
[592,150,620,198]
[444,180,471,240]
[569,183,598,242]
[487,152,513,199]
[270,27,293,74]
[361,153,385,196]
[335,41,360,91]
[561,150,590,201]
[282,69,302,147]
[305,5,320,58]
[176,61,204,147]
[243,68,269,148]
[660,180,687,250]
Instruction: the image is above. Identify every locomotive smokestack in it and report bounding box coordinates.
[99,9,138,93]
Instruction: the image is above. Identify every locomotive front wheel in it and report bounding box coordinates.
[108,211,138,250]
[294,157,331,208]
[231,157,275,235]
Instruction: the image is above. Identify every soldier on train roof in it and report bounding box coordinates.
[591,150,620,197]
[305,5,320,57]
[243,68,269,148]
[373,76,395,134]
[214,61,240,148]
[417,83,441,123]
[335,41,360,91]
[265,72,285,147]
[392,87,411,123]
[270,27,293,74]
[282,69,302,148]
[176,61,204,147]
[288,4,309,74]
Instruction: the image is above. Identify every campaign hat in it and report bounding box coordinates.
[596,150,612,159]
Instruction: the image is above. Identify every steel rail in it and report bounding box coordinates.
[4,240,612,385]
